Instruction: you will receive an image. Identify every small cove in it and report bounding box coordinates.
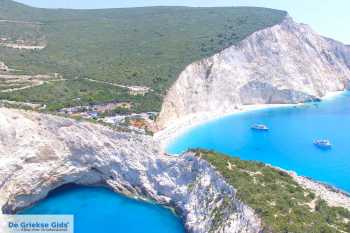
[167,92,350,192]
[21,185,185,233]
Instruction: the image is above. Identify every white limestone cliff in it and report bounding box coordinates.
[0,108,262,233]
[157,16,350,128]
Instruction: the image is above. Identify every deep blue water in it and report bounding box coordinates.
[168,92,350,192]
[21,185,185,233]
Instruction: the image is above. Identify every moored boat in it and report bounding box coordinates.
[313,139,332,149]
[251,124,269,131]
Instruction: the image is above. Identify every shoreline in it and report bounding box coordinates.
[272,166,350,210]
[154,103,300,151]
[294,175,350,209]
[154,90,350,210]
[154,90,346,152]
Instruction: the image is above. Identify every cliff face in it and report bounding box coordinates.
[157,17,350,128]
[0,108,261,233]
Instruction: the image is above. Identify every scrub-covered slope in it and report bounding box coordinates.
[0,0,287,112]
[195,150,350,233]
[157,17,350,128]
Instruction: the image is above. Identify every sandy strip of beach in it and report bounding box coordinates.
[154,90,345,151]
[154,103,297,151]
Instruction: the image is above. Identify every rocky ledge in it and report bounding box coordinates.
[0,108,261,233]
[157,16,350,128]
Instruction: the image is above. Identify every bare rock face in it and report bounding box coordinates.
[157,16,350,128]
[0,108,261,233]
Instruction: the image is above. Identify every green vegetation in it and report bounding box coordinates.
[0,20,44,45]
[0,0,286,112]
[0,79,162,112]
[194,149,350,233]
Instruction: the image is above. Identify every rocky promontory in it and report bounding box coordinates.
[0,108,261,233]
[157,16,350,128]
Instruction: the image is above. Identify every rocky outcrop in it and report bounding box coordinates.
[0,42,46,50]
[0,108,261,233]
[157,16,350,128]
[0,62,8,72]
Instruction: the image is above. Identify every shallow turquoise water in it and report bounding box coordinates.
[21,185,185,233]
[168,92,350,192]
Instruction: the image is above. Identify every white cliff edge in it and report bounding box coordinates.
[154,15,350,214]
[157,16,350,129]
[0,108,261,233]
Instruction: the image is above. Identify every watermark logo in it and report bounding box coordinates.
[0,215,74,233]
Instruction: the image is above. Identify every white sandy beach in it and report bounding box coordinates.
[154,103,296,151]
[155,90,346,151]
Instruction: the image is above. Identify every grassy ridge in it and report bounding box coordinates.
[194,150,350,233]
[0,0,287,112]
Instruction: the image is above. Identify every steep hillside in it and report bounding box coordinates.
[1,108,349,233]
[157,17,350,128]
[0,0,287,112]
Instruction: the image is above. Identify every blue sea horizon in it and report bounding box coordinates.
[167,91,350,192]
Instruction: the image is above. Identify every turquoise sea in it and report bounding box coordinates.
[21,185,185,233]
[168,92,350,192]
[20,92,349,232]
